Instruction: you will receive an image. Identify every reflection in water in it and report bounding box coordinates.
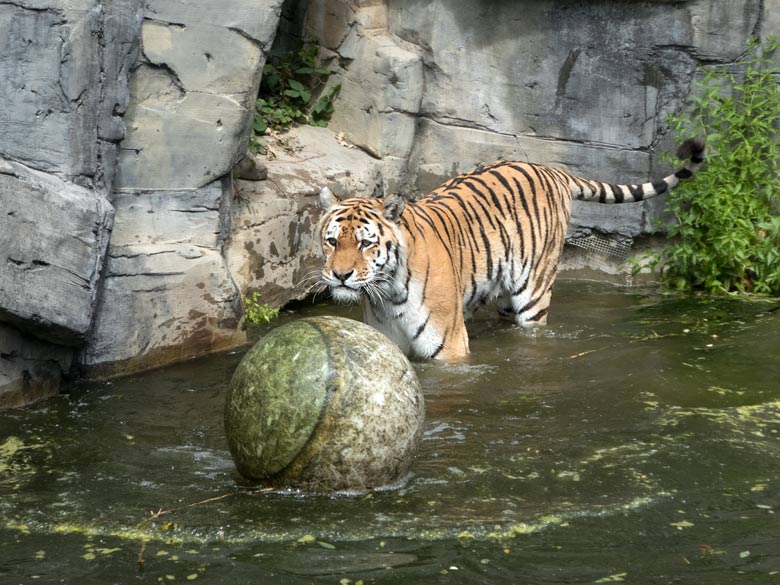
[1,281,779,583]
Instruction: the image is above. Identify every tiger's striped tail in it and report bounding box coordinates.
[571,137,706,203]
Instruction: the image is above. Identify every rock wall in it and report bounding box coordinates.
[0,0,286,402]
[301,0,774,237]
[2,0,778,406]
[226,125,386,309]
[81,0,286,377]
[0,0,143,407]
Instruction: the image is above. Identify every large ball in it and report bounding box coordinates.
[224,316,424,492]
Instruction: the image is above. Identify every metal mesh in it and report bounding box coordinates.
[567,233,632,260]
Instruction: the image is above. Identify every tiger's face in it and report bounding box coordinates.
[318,187,405,303]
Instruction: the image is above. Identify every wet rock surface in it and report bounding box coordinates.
[81,179,244,377]
[225,316,424,491]
[0,161,113,346]
[226,125,384,310]
[2,0,778,405]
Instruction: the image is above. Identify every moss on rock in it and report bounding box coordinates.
[225,316,424,491]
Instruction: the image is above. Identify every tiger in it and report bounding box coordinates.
[318,138,705,360]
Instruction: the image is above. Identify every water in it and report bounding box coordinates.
[1,280,779,584]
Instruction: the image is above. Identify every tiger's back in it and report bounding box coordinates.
[418,161,574,327]
[318,138,705,360]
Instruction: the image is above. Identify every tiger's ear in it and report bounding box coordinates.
[383,194,405,223]
[319,186,337,211]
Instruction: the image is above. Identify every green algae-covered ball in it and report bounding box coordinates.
[224,316,424,492]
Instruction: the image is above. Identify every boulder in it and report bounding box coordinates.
[225,316,424,491]
[225,125,385,309]
[80,0,287,377]
[81,180,244,377]
[0,160,113,345]
[114,0,285,191]
[0,0,140,407]
[328,32,423,161]
[0,0,142,190]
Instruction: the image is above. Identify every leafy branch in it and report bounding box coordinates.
[244,292,279,325]
[661,36,780,295]
[250,41,341,155]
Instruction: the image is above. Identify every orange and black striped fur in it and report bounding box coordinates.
[318,138,705,360]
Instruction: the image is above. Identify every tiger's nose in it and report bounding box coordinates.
[333,269,354,283]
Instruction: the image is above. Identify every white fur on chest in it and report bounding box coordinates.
[362,274,441,358]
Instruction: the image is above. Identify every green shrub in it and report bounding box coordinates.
[244,292,279,325]
[250,41,341,154]
[661,37,780,295]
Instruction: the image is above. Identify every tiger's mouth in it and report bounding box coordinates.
[329,284,362,303]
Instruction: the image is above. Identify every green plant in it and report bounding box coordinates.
[627,249,661,279]
[244,292,280,325]
[250,41,341,154]
[662,36,780,295]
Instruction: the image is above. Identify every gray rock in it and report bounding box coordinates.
[143,0,284,47]
[79,0,287,377]
[81,244,245,377]
[385,0,755,148]
[225,316,424,492]
[0,0,140,408]
[688,1,762,62]
[81,180,244,377]
[762,0,780,39]
[109,183,227,248]
[306,0,764,236]
[225,126,384,308]
[0,0,142,190]
[328,32,422,160]
[407,117,651,189]
[114,0,284,191]
[305,0,355,51]
[568,201,647,239]
[96,0,145,192]
[0,159,113,345]
[0,323,73,410]
[0,3,95,176]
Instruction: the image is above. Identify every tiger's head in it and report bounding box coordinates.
[318,187,406,303]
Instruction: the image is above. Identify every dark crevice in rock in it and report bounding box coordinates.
[419,112,511,137]
[109,249,178,259]
[653,43,736,66]
[109,271,187,279]
[170,206,221,213]
[139,57,187,97]
[227,26,269,52]
[143,17,186,29]
[555,48,582,107]
[753,0,766,38]
[0,1,65,18]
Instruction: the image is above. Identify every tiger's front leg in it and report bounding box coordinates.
[363,287,469,361]
[405,315,469,360]
[434,321,469,360]
[408,289,470,360]
[398,257,469,359]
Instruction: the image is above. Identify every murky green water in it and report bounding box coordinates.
[2,281,779,584]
